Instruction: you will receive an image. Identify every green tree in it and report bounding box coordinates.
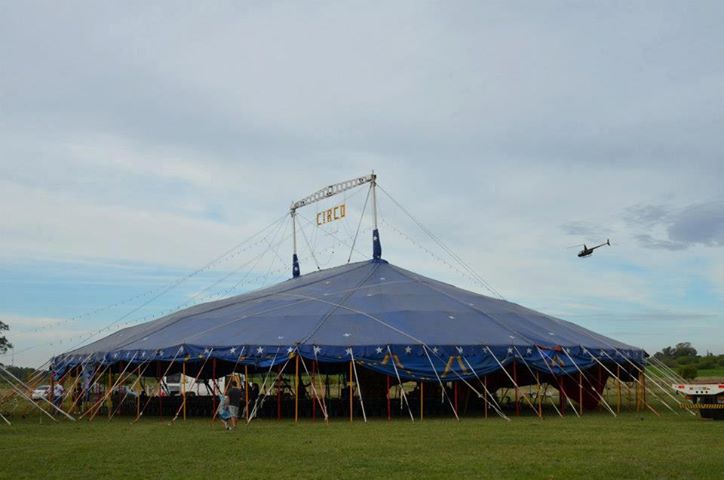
[0,320,11,355]
[678,365,698,380]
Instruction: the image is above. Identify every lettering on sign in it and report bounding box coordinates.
[316,203,346,226]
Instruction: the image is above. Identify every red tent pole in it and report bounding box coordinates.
[212,359,217,419]
[157,363,163,419]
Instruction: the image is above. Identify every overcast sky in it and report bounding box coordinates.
[1,1,723,366]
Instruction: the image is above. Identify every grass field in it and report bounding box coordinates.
[697,367,724,379]
[1,413,722,480]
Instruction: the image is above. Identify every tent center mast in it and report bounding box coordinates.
[289,172,381,278]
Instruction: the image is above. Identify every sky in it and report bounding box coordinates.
[1,1,723,367]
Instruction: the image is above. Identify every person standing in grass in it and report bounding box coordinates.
[227,379,242,429]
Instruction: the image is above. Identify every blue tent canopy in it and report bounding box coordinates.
[52,258,645,381]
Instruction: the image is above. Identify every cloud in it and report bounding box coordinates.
[628,200,724,250]
[668,200,724,246]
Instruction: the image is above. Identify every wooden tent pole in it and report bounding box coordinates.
[136,366,141,419]
[483,376,488,419]
[107,369,112,420]
[244,365,249,422]
[513,362,519,417]
[420,381,424,421]
[386,376,391,421]
[579,371,584,416]
[294,354,299,423]
[312,359,317,421]
[616,365,621,414]
[349,361,353,422]
[536,372,542,418]
[157,363,163,419]
[454,382,459,415]
[212,359,217,421]
[182,360,186,421]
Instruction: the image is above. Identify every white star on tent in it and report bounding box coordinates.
[599,350,605,356]
[526,348,533,355]
[257,347,264,354]
[313,346,322,355]
[432,347,439,354]
[343,333,351,337]
[456,346,463,354]
[405,346,412,354]
[229,347,237,354]
[141,351,146,357]
[507,347,514,354]
[375,347,383,354]
[287,347,294,354]
[203,348,210,355]
[113,353,119,359]
[158,351,164,356]
[345,348,353,356]
[179,346,184,352]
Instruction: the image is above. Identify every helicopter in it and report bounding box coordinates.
[577,239,611,258]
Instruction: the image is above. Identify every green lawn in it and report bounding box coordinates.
[1,413,722,479]
[697,367,724,379]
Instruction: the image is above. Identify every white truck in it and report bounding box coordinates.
[672,383,724,420]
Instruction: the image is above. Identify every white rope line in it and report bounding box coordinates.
[0,364,76,420]
[534,347,580,417]
[87,353,139,421]
[109,359,153,420]
[377,184,505,299]
[460,355,510,421]
[347,184,372,263]
[512,346,546,418]
[422,345,459,420]
[134,346,184,422]
[348,349,367,423]
[247,347,284,424]
[297,352,329,421]
[560,348,617,417]
[171,348,215,423]
[484,347,540,417]
[311,347,330,420]
[386,345,415,422]
[591,349,680,415]
[0,367,59,422]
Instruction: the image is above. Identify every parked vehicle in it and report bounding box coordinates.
[31,385,50,400]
